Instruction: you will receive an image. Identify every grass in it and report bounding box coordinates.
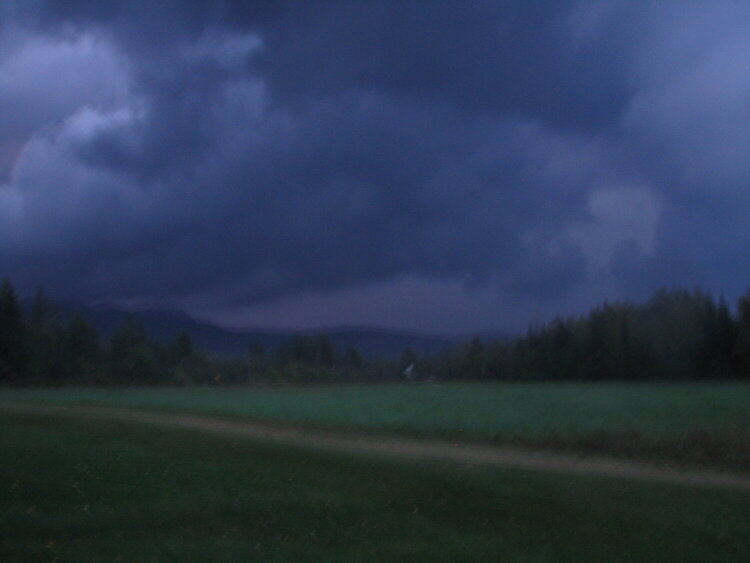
[2,412,750,562]
[1,381,750,439]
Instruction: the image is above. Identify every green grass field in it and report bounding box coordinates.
[2,411,749,562]
[2,381,750,439]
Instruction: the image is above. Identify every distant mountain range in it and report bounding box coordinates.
[25,301,512,358]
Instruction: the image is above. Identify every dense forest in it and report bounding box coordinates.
[422,289,746,381]
[1,277,750,386]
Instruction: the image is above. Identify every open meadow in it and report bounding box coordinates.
[2,381,749,438]
[3,382,750,560]
[2,409,750,562]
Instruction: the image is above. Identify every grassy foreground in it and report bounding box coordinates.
[2,381,750,438]
[2,412,750,562]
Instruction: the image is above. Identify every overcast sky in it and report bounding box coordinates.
[2,1,750,334]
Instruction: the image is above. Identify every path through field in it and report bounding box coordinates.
[3,402,750,491]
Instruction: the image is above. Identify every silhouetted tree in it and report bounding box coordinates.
[0,278,28,382]
[174,330,194,361]
[736,289,750,377]
[245,340,268,379]
[67,314,101,381]
[314,335,336,367]
[343,344,364,373]
[110,316,158,383]
[714,296,738,374]
[27,288,53,382]
[462,338,488,379]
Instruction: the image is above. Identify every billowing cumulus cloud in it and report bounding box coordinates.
[0,30,131,179]
[2,0,750,332]
[566,186,661,273]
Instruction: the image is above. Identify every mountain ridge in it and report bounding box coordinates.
[23,301,511,358]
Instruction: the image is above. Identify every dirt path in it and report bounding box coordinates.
[4,402,750,491]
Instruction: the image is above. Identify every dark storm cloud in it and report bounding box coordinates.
[2,1,750,331]
[253,0,634,133]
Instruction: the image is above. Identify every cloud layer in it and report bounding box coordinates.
[2,1,750,332]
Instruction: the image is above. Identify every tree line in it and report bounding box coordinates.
[422,288,750,381]
[3,277,750,386]
[0,278,390,386]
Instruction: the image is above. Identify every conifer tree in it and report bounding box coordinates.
[736,289,750,377]
[67,314,101,381]
[110,316,157,383]
[0,278,28,381]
